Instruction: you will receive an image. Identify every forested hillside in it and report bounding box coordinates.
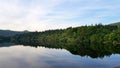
[0,30,29,36]
[10,24,120,45]
[0,30,29,42]
[109,22,120,26]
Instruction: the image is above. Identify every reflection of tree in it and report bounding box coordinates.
[0,43,15,47]
[65,44,120,59]
[1,41,120,59]
[0,42,120,58]
[15,42,120,59]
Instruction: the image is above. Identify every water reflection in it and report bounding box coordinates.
[0,43,15,47]
[0,45,82,68]
[15,42,120,59]
[65,44,120,59]
[1,42,120,59]
[0,43,120,68]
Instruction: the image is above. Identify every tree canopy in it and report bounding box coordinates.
[10,24,120,45]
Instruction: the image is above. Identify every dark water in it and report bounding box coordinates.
[0,43,120,68]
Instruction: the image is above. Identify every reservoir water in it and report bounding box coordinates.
[0,43,120,68]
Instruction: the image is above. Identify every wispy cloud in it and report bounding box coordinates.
[0,0,120,31]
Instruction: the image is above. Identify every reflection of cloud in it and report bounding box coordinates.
[0,46,50,68]
[0,0,120,31]
[0,45,74,68]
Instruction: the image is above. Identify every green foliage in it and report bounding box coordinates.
[10,24,120,45]
[104,30,120,44]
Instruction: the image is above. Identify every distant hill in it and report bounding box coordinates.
[0,30,29,36]
[109,22,120,26]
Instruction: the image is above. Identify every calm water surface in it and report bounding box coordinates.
[0,43,120,68]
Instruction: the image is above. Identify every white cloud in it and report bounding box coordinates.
[0,0,120,31]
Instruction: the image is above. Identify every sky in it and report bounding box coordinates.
[0,0,120,31]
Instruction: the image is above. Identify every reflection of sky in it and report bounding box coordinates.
[0,45,120,68]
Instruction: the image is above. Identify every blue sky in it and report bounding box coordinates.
[0,0,120,31]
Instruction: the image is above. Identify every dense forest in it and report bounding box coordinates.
[9,24,120,46]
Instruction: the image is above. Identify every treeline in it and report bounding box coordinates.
[10,24,120,45]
